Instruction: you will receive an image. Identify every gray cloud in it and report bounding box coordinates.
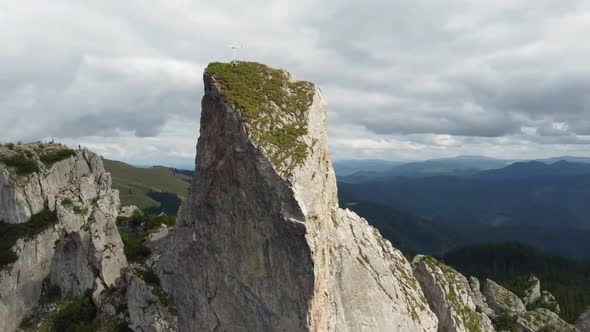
[1,0,589,165]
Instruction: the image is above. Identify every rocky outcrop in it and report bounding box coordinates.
[119,205,140,219]
[469,277,496,318]
[126,270,178,332]
[576,307,590,332]
[516,308,577,332]
[0,145,127,332]
[522,275,541,306]
[483,279,526,316]
[534,291,560,314]
[155,62,438,331]
[412,256,494,332]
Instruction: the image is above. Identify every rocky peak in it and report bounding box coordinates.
[155,62,438,331]
[0,145,127,332]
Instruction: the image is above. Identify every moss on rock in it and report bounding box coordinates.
[0,142,76,176]
[205,62,315,176]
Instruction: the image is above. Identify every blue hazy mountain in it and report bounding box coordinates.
[338,160,590,231]
[480,160,590,179]
[332,159,403,176]
[338,155,514,183]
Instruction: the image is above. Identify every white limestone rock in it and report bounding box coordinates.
[522,275,541,306]
[515,308,577,332]
[0,147,127,332]
[576,307,590,332]
[412,256,495,332]
[469,277,496,319]
[119,205,140,219]
[155,63,438,332]
[483,279,526,316]
[126,270,177,332]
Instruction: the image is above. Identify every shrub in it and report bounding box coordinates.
[73,205,88,215]
[0,153,40,175]
[0,209,58,269]
[61,198,73,207]
[39,148,76,167]
[492,313,518,332]
[141,269,160,286]
[116,210,175,262]
[51,291,98,332]
[119,230,151,262]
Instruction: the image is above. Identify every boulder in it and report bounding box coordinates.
[413,256,494,332]
[483,279,526,316]
[469,277,496,318]
[515,308,576,332]
[522,275,541,306]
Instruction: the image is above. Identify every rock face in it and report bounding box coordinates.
[468,277,496,318]
[412,256,494,332]
[483,279,526,316]
[516,308,577,332]
[0,146,127,332]
[155,62,438,331]
[522,275,541,305]
[576,308,590,332]
[126,270,178,332]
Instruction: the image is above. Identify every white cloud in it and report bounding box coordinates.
[1,0,590,166]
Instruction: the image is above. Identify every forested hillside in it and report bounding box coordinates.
[441,242,590,323]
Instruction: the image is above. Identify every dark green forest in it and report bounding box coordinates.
[441,242,590,323]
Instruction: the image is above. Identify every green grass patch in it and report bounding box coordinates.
[205,61,314,175]
[51,291,98,332]
[117,211,175,262]
[39,148,76,167]
[492,313,518,332]
[0,153,40,175]
[72,205,88,215]
[0,209,58,269]
[103,159,190,213]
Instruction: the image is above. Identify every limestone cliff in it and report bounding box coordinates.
[155,62,438,331]
[0,144,127,332]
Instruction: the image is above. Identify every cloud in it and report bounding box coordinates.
[1,0,590,165]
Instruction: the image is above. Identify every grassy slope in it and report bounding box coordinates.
[103,159,191,209]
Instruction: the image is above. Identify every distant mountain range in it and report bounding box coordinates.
[339,159,590,234]
[337,155,590,183]
[480,160,590,179]
[340,198,590,260]
[332,159,403,176]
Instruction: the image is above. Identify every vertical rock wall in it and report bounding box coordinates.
[156,62,438,332]
[0,148,127,332]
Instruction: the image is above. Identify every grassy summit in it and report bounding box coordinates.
[0,142,76,176]
[205,61,315,176]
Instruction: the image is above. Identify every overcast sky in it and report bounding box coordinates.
[2,1,590,168]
